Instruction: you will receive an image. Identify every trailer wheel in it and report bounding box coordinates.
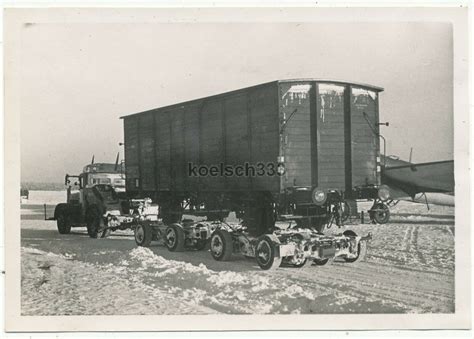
[135,223,153,247]
[313,257,334,266]
[369,202,390,224]
[342,230,367,263]
[165,224,185,252]
[210,229,233,261]
[56,211,71,234]
[255,235,282,270]
[293,258,312,268]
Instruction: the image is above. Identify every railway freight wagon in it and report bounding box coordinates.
[122,79,388,236]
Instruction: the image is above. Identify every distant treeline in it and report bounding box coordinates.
[21,182,65,191]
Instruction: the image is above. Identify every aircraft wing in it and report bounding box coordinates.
[382,160,454,198]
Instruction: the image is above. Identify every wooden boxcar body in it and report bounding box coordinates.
[122,79,384,234]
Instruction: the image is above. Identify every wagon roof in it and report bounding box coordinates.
[278,79,384,92]
[121,79,384,119]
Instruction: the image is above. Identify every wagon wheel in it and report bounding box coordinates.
[255,235,282,270]
[210,229,233,261]
[313,258,329,266]
[342,230,367,263]
[165,223,185,252]
[292,258,313,268]
[56,211,71,234]
[134,223,153,247]
[369,202,390,224]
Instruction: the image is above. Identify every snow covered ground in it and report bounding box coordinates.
[20,191,455,315]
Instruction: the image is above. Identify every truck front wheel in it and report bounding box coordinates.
[56,211,71,234]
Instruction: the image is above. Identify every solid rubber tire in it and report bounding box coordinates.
[210,229,233,261]
[343,230,367,263]
[165,223,185,252]
[135,223,153,247]
[255,235,282,270]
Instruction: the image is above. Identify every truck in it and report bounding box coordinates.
[121,79,387,269]
[53,160,145,238]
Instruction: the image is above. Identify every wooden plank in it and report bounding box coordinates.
[287,134,311,141]
[319,171,345,177]
[284,126,311,134]
[319,149,345,156]
[285,164,312,172]
[284,147,312,155]
[286,145,311,151]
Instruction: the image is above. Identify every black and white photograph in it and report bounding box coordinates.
[3,5,470,332]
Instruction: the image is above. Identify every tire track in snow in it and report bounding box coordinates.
[402,225,412,253]
[412,226,427,265]
[274,260,454,313]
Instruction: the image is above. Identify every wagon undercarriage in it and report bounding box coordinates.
[129,212,371,270]
[209,223,371,270]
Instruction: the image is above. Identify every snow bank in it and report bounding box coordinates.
[21,247,215,315]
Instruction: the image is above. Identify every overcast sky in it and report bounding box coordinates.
[20,22,453,182]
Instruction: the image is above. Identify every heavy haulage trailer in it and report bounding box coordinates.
[120,79,389,269]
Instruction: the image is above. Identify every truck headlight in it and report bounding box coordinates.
[378,185,390,201]
[312,188,327,205]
